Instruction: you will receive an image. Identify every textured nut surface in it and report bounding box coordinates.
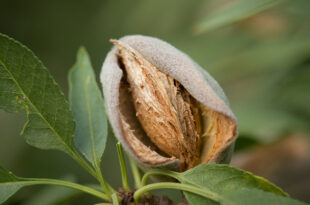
[114,40,201,170]
[101,35,238,172]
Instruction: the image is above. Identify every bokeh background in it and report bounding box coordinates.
[1,0,310,204]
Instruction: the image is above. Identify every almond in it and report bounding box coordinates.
[101,35,237,172]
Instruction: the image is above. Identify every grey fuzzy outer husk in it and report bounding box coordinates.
[100,35,237,172]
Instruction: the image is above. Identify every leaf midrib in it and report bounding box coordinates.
[0,47,73,154]
[81,62,99,166]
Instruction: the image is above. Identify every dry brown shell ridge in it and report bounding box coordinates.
[100,35,238,172]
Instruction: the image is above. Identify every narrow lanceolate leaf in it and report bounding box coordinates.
[69,47,107,166]
[194,0,279,34]
[0,33,75,155]
[179,164,308,205]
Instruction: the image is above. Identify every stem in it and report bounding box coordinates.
[129,158,142,188]
[116,142,130,190]
[134,182,222,203]
[23,178,110,201]
[112,193,120,205]
[141,169,181,186]
[71,149,115,197]
[71,149,97,177]
[95,164,115,196]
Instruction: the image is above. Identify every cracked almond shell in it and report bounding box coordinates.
[100,35,238,172]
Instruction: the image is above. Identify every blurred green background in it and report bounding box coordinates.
[1,0,310,204]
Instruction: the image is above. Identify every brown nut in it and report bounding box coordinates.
[100,35,238,172]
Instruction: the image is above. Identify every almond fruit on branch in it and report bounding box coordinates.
[101,35,237,172]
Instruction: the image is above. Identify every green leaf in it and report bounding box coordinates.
[194,0,279,34]
[68,47,108,166]
[0,165,109,203]
[223,188,308,205]
[179,164,297,205]
[140,165,307,205]
[0,33,75,155]
[184,187,307,205]
[180,164,287,196]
